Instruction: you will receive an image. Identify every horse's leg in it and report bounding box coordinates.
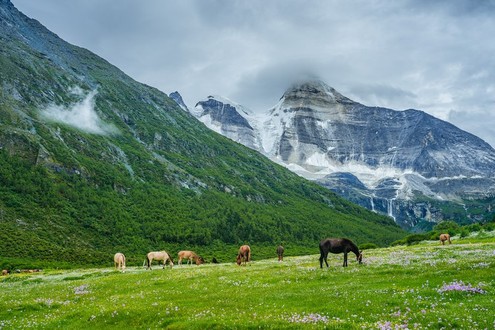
[320,252,329,268]
[343,252,348,267]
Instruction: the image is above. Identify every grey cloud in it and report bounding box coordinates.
[12,0,495,147]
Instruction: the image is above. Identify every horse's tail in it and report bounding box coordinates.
[319,241,326,257]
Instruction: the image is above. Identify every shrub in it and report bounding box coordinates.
[359,243,379,250]
[433,220,460,235]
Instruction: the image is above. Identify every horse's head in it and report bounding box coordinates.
[357,252,363,264]
[196,257,205,265]
[236,255,242,265]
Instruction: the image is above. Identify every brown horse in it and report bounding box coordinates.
[439,233,451,245]
[177,250,204,265]
[113,252,126,272]
[144,251,174,270]
[236,245,251,266]
[276,245,284,262]
[319,238,362,268]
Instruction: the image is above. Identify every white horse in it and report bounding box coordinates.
[114,252,126,272]
[144,251,174,269]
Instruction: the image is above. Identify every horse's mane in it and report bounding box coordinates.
[345,238,360,255]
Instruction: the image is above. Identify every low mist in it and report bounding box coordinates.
[41,88,117,135]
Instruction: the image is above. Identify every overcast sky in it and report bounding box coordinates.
[12,0,495,147]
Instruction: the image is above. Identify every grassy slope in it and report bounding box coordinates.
[1,232,494,329]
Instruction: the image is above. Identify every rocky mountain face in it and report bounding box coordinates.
[194,96,263,150]
[187,80,495,230]
[0,0,405,264]
[169,91,189,111]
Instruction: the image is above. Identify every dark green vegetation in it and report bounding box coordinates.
[408,193,495,232]
[391,220,495,246]
[1,234,494,329]
[0,1,405,269]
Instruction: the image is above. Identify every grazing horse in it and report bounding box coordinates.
[113,252,126,272]
[276,245,284,262]
[236,245,251,266]
[177,250,204,265]
[144,251,174,270]
[439,233,451,245]
[319,238,362,268]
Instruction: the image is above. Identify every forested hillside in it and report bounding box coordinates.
[0,0,405,268]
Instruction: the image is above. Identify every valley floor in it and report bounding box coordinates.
[1,233,494,329]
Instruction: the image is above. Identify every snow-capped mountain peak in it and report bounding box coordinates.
[193,95,262,150]
[188,79,495,229]
[281,79,356,106]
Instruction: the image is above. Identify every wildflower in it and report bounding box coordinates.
[74,284,90,295]
[288,312,329,324]
[438,281,485,294]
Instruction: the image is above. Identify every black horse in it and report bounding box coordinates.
[319,238,362,268]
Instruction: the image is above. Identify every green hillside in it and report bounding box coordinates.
[0,0,405,268]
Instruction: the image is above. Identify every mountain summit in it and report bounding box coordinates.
[192,80,495,229]
[281,79,356,106]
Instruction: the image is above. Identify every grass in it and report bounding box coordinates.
[1,233,494,329]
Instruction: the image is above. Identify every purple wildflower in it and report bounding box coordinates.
[288,312,330,324]
[438,281,485,294]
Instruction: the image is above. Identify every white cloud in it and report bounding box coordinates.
[41,89,117,135]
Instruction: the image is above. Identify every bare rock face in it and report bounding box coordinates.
[194,96,263,151]
[168,91,189,112]
[190,79,495,229]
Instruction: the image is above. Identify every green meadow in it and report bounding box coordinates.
[1,233,494,329]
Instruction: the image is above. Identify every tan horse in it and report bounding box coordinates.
[439,233,451,245]
[114,252,126,272]
[236,245,251,266]
[144,251,174,269]
[177,250,204,265]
